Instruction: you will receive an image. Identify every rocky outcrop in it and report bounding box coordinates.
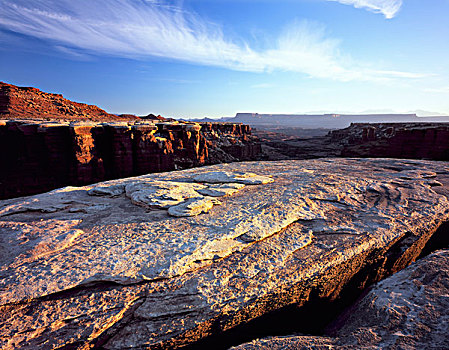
[1,158,449,349]
[0,120,261,199]
[0,81,136,122]
[331,122,449,160]
[233,248,449,349]
[259,122,449,161]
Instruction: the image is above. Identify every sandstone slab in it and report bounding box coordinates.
[1,159,449,349]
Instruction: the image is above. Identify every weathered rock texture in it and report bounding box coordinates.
[0,120,261,199]
[233,248,449,349]
[1,158,449,349]
[0,81,134,122]
[258,122,449,161]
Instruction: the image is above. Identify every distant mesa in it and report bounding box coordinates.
[191,112,449,129]
[231,112,449,129]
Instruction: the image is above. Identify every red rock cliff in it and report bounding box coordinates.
[0,120,261,199]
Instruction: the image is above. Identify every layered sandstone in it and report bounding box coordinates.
[0,120,261,199]
[1,158,449,349]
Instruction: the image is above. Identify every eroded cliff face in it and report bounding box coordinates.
[331,122,449,160]
[1,159,449,349]
[0,120,261,199]
[258,122,449,161]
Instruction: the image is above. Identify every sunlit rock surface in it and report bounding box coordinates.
[233,249,449,349]
[1,159,449,349]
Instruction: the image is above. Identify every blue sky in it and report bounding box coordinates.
[1,0,449,118]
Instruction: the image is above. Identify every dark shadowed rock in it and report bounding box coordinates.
[233,249,449,349]
[1,159,449,349]
[332,122,449,161]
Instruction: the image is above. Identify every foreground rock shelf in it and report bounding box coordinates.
[1,158,449,349]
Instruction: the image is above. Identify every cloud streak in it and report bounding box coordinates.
[0,0,416,81]
[328,0,403,18]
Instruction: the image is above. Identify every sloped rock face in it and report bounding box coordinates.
[1,159,449,349]
[0,120,260,199]
[233,249,449,349]
[0,81,134,122]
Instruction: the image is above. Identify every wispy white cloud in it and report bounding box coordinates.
[327,0,403,19]
[424,86,449,94]
[0,0,417,81]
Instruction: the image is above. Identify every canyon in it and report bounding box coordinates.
[0,119,260,199]
[1,82,449,349]
[260,122,449,161]
[195,112,449,129]
[0,82,261,199]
